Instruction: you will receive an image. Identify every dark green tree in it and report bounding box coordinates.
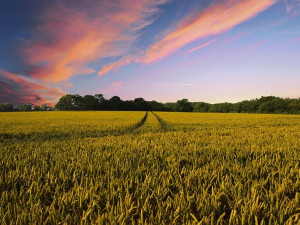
[133,98,149,111]
[17,103,33,111]
[193,102,210,112]
[108,96,123,110]
[55,94,82,110]
[82,95,99,110]
[175,99,193,112]
[148,100,166,111]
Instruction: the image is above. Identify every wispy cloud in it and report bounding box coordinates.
[0,69,65,105]
[139,0,276,64]
[102,82,124,94]
[224,32,249,43]
[285,0,292,13]
[284,0,300,14]
[133,83,202,86]
[244,41,265,51]
[2,0,172,104]
[23,0,171,83]
[98,55,134,77]
[184,39,217,55]
[294,36,300,41]
[98,0,276,76]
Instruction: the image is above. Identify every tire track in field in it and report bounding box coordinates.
[130,111,148,131]
[131,111,160,134]
[151,112,172,131]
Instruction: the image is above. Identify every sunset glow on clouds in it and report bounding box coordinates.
[0,0,300,104]
[139,0,277,64]
[98,0,276,75]
[0,70,65,105]
[0,0,170,104]
[24,0,171,84]
[102,82,124,94]
[184,39,217,55]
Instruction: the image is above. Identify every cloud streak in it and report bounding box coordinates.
[184,39,217,55]
[98,0,276,76]
[139,0,276,64]
[284,0,300,14]
[2,0,171,104]
[98,55,134,77]
[102,82,124,94]
[0,69,65,105]
[133,83,203,86]
[1,0,283,104]
[23,0,170,83]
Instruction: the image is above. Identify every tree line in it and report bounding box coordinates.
[1,94,300,114]
[0,103,53,112]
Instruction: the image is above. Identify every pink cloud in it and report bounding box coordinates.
[97,0,276,76]
[284,0,293,13]
[133,83,202,86]
[2,0,171,104]
[98,55,134,77]
[102,82,124,94]
[224,32,249,43]
[23,0,171,83]
[0,81,15,96]
[185,39,217,55]
[138,0,276,64]
[0,69,65,105]
[64,83,73,88]
[284,0,300,14]
[244,41,264,51]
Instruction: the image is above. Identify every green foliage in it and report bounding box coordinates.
[17,103,33,111]
[193,96,300,114]
[0,112,300,224]
[55,94,84,110]
[175,99,193,112]
[3,95,300,114]
[193,102,210,112]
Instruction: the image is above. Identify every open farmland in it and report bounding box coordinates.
[1,112,300,224]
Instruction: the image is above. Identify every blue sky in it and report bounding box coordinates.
[0,0,299,105]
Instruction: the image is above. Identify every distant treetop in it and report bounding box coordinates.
[1,95,300,114]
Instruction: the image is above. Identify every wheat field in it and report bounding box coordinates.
[1,112,300,224]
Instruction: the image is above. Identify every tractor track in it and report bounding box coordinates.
[131,111,148,130]
[151,111,170,131]
[1,111,172,143]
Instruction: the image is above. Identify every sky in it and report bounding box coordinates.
[0,0,299,105]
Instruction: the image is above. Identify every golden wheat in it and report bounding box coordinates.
[0,111,299,224]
